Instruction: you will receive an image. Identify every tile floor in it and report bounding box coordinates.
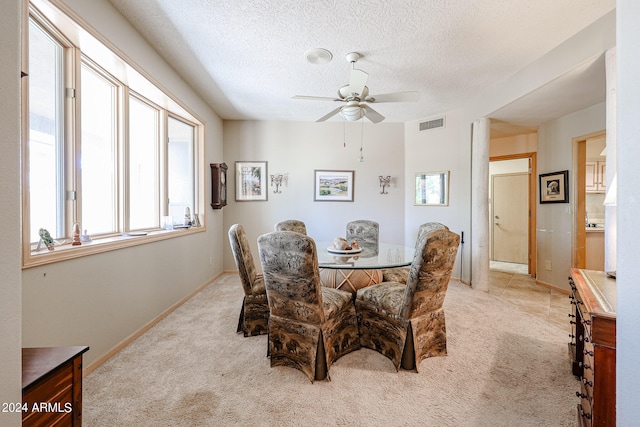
[488,268,572,333]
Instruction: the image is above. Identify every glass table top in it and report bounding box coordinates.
[316,242,415,270]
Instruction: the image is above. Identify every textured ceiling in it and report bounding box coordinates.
[108,0,615,128]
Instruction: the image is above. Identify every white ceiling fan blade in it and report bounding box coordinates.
[292,95,343,102]
[348,69,368,98]
[316,106,343,122]
[362,105,385,123]
[366,91,420,103]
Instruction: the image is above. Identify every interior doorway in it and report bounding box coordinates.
[489,154,537,277]
[572,130,607,270]
[492,172,528,263]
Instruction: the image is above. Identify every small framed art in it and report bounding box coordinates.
[314,170,354,202]
[235,161,268,201]
[539,170,569,203]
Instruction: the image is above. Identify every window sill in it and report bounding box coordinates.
[23,226,205,269]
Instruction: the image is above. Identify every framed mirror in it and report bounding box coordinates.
[414,171,449,206]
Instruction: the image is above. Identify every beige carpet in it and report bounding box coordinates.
[83,274,579,426]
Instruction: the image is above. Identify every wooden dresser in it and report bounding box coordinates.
[22,346,89,426]
[568,269,616,427]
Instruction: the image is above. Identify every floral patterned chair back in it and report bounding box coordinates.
[381,222,450,283]
[400,229,459,320]
[274,219,307,235]
[258,231,360,382]
[345,220,379,253]
[228,224,269,336]
[417,222,449,244]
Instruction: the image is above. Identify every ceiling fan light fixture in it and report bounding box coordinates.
[341,102,363,121]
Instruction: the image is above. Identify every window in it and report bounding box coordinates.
[80,62,118,235]
[23,2,204,267]
[128,96,161,230]
[28,18,65,243]
[168,116,196,223]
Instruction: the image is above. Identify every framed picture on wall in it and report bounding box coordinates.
[314,170,354,202]
[414,171,450,206]
[539,170,569,203]
[235,161,268,201]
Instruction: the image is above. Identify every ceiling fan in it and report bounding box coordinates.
[292,52,420,124]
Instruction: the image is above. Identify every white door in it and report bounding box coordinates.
[492,173,528,263]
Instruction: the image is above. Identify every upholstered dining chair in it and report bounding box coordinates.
[346,220,379,253]
[381,222,450,283]
[228,224,269,337]
[355,228,460,372]
[257,231,360,382]
[274,219,307,235]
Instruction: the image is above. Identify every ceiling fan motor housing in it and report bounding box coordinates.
[339,85,369,100]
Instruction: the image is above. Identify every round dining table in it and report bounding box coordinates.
[316,242,415,294]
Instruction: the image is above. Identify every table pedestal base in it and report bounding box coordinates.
[319,268,383,294]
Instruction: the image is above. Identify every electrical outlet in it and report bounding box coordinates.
[545,260,552,271]
[209,256,213,266]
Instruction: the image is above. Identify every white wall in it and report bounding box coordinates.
[223,120,405,271]
[20,0,224,369]
[616,0,640,422]
[0,0,23,424]
[404,110,470,282]
[536,102,606,289]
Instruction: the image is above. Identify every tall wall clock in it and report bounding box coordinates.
[210,162,228,209]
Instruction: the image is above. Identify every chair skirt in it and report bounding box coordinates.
[267,288,360,382]
[355,299,409,371]
[408,308,448,370]
[268,315,323,382]
[320,288,361,367]
[238,294,269,337]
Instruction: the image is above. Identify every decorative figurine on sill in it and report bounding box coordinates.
[184,207,191,226]
[80,229,92,243]
[38,228,55,251]
[72,222,82,246]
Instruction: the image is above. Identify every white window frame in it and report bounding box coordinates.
[22,0,206,268]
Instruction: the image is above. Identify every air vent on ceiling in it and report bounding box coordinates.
[419,117,445,131]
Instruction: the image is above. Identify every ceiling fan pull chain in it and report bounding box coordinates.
[358,118,365,162]
[343,120,347,147]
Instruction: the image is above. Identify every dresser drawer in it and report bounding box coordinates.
[23,362,73,425]
[22,347,89,427]
[578,402,593,427]
[23,406,73,427]
[24,361,73,402]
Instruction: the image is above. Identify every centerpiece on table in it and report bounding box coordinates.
[328,237,361,255]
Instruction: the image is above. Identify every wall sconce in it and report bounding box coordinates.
[270,174,284,193]
[379,175,391,194]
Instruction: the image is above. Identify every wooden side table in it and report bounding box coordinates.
[22,346,89,426]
